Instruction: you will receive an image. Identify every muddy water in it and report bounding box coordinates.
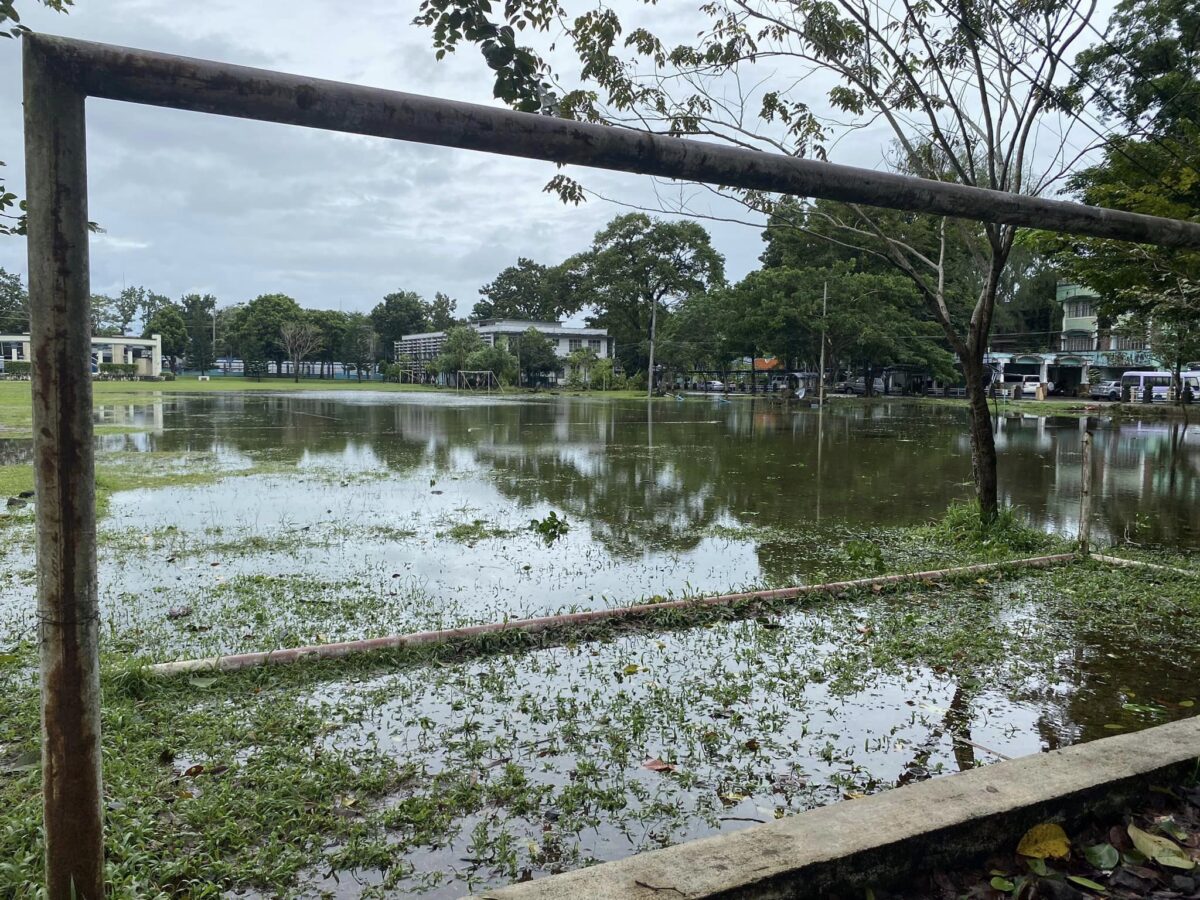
[94,390,1200,545]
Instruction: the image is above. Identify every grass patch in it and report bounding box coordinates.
[917,500,1059,558]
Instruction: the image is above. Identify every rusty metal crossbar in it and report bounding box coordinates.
[20,31,1200,899]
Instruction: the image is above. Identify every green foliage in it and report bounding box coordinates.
[180,292,218,372]
[570,214,724,376]
[475,258,571,321]
[465,343,519,384]
[143,303,188,371]
[371,291,429,357]
[340,314,379,381]
[0,267,28,333]
[528,510,570,543]
[232,293,303,370]
[98,362,138,377]
[2,360,30,377]
[511,326,559,383]
[435,326,486,376]
[427,291,459,330]
[921,501,1055,557]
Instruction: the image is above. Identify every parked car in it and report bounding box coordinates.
[1001,374,1055,395]
[703,379,724,391]
[1089,380,1122,401]
[847,376,885,395]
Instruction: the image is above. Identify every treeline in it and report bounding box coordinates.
[1,207,1058,384]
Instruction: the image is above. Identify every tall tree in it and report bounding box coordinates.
[113,286,145,335]
[434,325,486,377]
[512,326,559,385]
[308,308,350,379]
[371,291,429,358]
[426,291,459,330]
[233,293,302,375]
[570,214,724,379]
[417,0,1097,524]
[142,303,187,373]
[475,258,571,321]
[341,313,379,381]
[1046,0,1200,399]
[279,318,324,383]
[0,267,28,333]
[180,292,218,373]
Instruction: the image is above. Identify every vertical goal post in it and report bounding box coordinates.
[19,31,1200,900]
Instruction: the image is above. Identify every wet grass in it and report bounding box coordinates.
[1,546,1197,897]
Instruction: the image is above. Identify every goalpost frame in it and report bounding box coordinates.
[456,369,501,392]
[19,30,1200,899]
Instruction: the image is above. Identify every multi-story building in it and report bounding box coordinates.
[984,283,1158,393]
[396,319,613,382]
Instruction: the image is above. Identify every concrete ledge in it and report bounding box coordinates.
[480,716,1200,899]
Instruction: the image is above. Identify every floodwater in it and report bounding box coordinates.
[94,390,1200,545]
[1,391,1198,897]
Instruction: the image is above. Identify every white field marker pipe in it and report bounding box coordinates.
[146,553,1078,677]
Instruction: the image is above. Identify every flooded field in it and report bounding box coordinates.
[0,390,1197,897]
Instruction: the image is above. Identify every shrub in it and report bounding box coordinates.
[2,361,31,377]
[921,500,1055,556]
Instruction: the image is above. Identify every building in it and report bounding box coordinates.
[984,283,1156,393]
[396,319,613,381]
[0,333,164,377]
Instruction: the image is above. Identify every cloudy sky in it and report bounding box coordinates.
[0,0,1107,322]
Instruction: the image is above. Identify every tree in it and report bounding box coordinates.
[475,258,571,321]
[89,294,121,336]
[417,0,1097,524]
[511,326,559,385]
[371,291,429,358]
[233,293,302,375]
[142,303,187,373]
[569,214,724,382]
[113,286,145,335]
[1044,0,1200,401]
[308,308,350,379]
[466,343,519,384]
[279,319,324,383]
[0,267,28,333]
[426,292,459,330]
[341,313,379,381]
[434,325,486,377]
[180,293,217,373]
[565,346,599,386]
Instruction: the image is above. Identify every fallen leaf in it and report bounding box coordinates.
[1067,875,1108,893]
[188,676,218,689]
[622,663,641,676]
[1128,823,1195,870]
[1084,843,1120,870]
[990,875,1015,892]
[641,758,675,774]
[0,750,39,775]
[1017,822,1071,859]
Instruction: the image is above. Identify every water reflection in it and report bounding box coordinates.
[90,394,1200,547]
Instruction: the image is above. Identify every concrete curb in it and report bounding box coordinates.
[479,716,1200,899]
[145,553,1076,676]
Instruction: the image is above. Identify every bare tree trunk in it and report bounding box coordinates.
[962,354,999,523]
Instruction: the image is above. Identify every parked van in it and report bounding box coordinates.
[1121,370,1200,401]
[1120,370,1173,401]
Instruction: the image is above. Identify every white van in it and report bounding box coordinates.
[1120,370,1173,401]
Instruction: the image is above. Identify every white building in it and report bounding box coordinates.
[396,319,613,376]
[0,333,164,377]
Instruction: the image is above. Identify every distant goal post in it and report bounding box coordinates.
[456,370,501,392]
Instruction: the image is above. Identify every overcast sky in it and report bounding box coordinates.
[0,0,1109,322]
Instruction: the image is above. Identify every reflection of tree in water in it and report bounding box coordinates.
[109,394,1200,552]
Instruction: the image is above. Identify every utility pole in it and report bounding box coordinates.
[818,281,828,405]
[647,299,658,399]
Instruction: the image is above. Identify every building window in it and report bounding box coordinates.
[569,338,582,352]
[1061,333,1092,352]
[1065,300,1093,318]
[1114,333,1147,351]
[588,339,602,351]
